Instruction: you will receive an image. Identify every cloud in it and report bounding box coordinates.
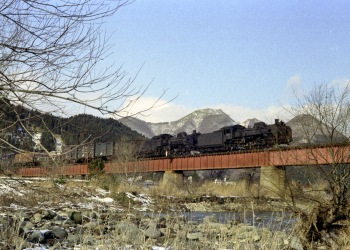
[115,96,293,124]
[115,96,194,123]
[214,104,292,124]
[287,75,302,90]
[80,76,350,124]
[330,78,350,88]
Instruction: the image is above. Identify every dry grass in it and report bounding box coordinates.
[1,176,350,249]
[198,180,260,197]
[108,176,261,198]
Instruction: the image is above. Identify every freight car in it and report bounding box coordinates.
[138,119,292,157]
[11,141,116,166]
[62,141,115,163]
[12,152,52,166]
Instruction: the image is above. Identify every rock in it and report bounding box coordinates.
[19,211,31,221]
[70,211,83,224]
[158,217,167,228]
[41,221,53,230]
[54,221,64,228]
[0,215,14,226]
[33,213,42,223]
[54,213,64,221]
[73,224,85,234]
[116,221,140,235]
[144,226,162,239]
[26,230,46,243]
[203,214,219,223]
[253,234,261,242]
[67,234,81,246]
[88,211,98,220]
[56,211,69,219]
[147,220,158,228]
[62,218,75,226]
[52,226,68,240]
[116,220,142,242]
[21,220,34,231]
[93,224,106,235]
[41,230,55,241]
[159,227,168,235]
[42,209,56,220]
[187,232,203,240]
[84,235,95,245]
[289,236,304,250]
[84,221,98,230]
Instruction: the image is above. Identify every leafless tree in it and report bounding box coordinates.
[0,1,167,159]
[287,82,350,246]
[112,137,143,186]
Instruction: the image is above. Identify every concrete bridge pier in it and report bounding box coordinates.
[260,166,286,198]
[162,170,184,189]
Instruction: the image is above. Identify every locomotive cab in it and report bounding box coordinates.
[216,125,246,150]
[220,125,245,140]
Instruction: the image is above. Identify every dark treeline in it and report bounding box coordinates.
[0,101,143,152]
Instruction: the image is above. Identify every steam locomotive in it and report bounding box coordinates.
[138,119,292,157]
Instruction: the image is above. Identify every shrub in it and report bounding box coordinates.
[88,158,105,175]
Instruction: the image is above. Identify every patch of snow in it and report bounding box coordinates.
[95,188,110,195]
[0,183,25,196]
[23,247,48,250]
[89,196,114,203]
[152,247,173,250]
[126,192,153,206]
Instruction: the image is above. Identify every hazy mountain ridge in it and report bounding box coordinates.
[117,117,155,138]
[240,118,262,128]
[286,114,347,146]
[119,108,347,146]
[119,109,261,138]
[148,109,235,135]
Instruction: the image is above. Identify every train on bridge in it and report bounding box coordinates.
[140,119,292,157]
[7,119,292,166]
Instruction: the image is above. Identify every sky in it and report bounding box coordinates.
[101,1,350,123]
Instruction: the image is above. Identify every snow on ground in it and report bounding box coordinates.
[0,178,28,196]
[126,192,153,211]
[0,177,154,212]
[89,196,114,203]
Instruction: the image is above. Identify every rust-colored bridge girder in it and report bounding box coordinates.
[16,145,350,177]
[18,164,89,177]
[104,145,350,173]
[18,167,48,177]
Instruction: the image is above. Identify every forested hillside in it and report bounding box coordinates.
[60,114,143,145]
[0,103,142,152]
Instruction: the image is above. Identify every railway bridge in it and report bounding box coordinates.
[18,145,350,196]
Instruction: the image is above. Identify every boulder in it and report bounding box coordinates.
[42,210,56,220]
[70,211,83,224]
[52,226,68,240]
[144,226,162,239]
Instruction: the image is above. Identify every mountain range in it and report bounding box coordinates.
[120,108,274,138]
[119,109,236,138]
[119,108,347,146]
[286,114,347,146]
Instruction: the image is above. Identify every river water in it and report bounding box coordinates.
[144,210,297,232]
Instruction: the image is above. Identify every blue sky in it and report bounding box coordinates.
[102,1,350,123]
